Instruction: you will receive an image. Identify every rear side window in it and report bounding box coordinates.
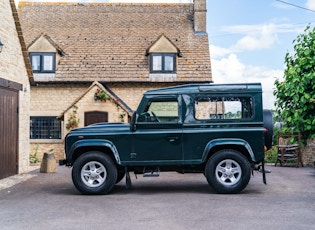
[195,96,253,120]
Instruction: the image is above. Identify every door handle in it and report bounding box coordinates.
[168,137,179,142]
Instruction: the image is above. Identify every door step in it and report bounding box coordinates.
[143,167,160,177]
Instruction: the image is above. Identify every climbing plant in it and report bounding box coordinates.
[66,105,80,130]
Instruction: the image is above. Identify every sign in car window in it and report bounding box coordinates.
[138,100,179,123]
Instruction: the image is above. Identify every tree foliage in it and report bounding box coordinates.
[274,25,315,141]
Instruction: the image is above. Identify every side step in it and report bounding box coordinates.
[143,167,160,177]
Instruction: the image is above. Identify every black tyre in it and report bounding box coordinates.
[72,152,117,195]
[263,109,274,150]
[205,150,251,194]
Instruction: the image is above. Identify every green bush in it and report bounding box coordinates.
[274,25,315,142]
[265,146,277,163]
[29,144,40,164]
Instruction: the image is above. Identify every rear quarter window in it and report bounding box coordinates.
[194,96,254,120]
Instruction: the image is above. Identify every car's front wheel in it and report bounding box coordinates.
[72,152,117,195]
[205,150,251,194]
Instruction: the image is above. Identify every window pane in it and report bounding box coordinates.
[31,55,40,71]
[224,100,242,119]
[30,117,61,139]
[148,101,178,117]
[43,55,53,71]
[30,53,55,73]
[195,100,224,120]
[152,55,162,71]
[195,97,253,120]
[138,99,179,123]
[164,55,174,71]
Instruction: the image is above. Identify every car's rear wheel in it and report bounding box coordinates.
[72,152,117,195]
[205,150,251,194]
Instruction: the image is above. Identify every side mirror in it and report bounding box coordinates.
[138,112,150,122]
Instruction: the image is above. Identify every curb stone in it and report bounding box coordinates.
[0,165,39,191]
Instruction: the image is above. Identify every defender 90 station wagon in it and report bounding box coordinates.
[60,83,273,194]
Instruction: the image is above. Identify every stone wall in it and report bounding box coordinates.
[30,142,64,163]
[0,0,31,173]
[302,138,315,167]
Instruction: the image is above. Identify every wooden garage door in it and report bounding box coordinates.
[0,87,19,179]
[84,111,108,126]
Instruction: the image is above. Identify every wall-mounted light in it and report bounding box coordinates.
[94,93,98,101]
[0,40,3,53]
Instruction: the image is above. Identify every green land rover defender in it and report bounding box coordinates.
[60,83,273,194]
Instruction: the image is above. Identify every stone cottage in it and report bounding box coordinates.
[0,0,33,179]
[18,0,212,161]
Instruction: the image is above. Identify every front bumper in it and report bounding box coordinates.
[59,159,68,166]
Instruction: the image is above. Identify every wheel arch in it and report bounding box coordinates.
[202,138,255,163]
[68,139,121,166]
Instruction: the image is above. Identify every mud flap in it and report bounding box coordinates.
[261,159,267,185]
[125,167,132,189]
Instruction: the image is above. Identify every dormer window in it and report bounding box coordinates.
[146,34,181,78]
[30,52,56,73]
[151,53,176,73]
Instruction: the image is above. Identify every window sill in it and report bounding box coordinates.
[149,73,177,78]
[30,139,63,144]
[33,73,55,78]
